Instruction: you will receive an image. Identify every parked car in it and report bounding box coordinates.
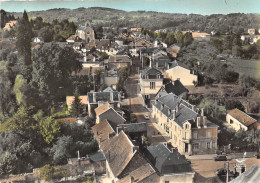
[255,153,260,159]
[143,113,150,120]
[214,155,227,161]
[216,168,227,176]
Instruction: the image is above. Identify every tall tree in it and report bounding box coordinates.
[70,89,84,117]
[16,10,32,67]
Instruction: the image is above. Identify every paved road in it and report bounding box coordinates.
[125,73,167,144]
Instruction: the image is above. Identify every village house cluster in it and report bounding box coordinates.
[1,18,260,183]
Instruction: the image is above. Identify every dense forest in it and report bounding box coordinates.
[9,7,260,35]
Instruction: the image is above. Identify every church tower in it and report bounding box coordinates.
[76,21,95,43]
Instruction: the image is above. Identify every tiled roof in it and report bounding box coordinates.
[57,118,77,123]
[152,56,171,68]
[168,60,190,70]
[228,108,257,127]
[108,55,132,63]
[117,152,159,183]
[182,31,210,38]
[4,20,17,30]
[95,102,110,116]
[95,39,111,49]
[66,95,88,106]
[87,91,119,103]
[92,119,116,148]
[164,80,189,96]
[145,144,193,174]
[230,164,260,183]
[140,67,162,75]
[118,122,147,133]
[102,131,135,177]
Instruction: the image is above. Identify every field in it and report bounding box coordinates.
[227,58,260,79]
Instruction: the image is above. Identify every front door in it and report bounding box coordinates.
[185,143,189,153]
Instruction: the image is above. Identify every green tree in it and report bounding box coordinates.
[16,10,32,66]
[40,164,55,182]
[183,32,193,47]
[39,116,61,144]
[175,31,184,45]
[38,26,53,42]
[13,74,26,105]
[225,100,245,111]
[70,90,84,117]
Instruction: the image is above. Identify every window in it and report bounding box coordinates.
[207,142,211,149]
[185,124,189,129]
[193,143,199,150]
[230,119,233,124]
[193,132,198,139]
[207,131,212,138]
[150,82,155,89]
[166,126,169,134]
[212,142,215,148]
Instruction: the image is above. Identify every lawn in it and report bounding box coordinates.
[227,58,260,79]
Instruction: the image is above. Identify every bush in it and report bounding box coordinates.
[225,100,245,111]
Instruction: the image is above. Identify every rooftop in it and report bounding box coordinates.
[145,144,193,174]
[95,102,110,116]
[228,108,257,127]
[230,164,260,183]
[118,122,147,133]
[140,67,162,75]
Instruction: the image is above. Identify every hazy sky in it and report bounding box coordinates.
[1,0,260,15]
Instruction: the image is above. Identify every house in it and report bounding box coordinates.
[139,67,164,100]
[87,88,121,117]
[95,103,126,127]
[152,93,218,155]
[226,108,258,131]
[76,21,95,43]
[103,69,119,87]
[92,121,160,183]
[66,95,88,110]
[152,39,167,48]
[155,80,189,99]
[95,39,111,53]
[166,44,181,58]
[31,37,44,44]
[117,122,147,143]
[131,38,152,50]
[144,143,195,183]
[165,60,197,86]
[151,56,171,70]
[230,164,260,183]
[3,20,17,31]
[66,35,82,43]
[105,55,132,70]
[183,31,211,42]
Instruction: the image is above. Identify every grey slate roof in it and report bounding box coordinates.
[145,144,193,174]
[164,80,189,96]
[152,56,171,68]
[154,93,197,127]
[140,67,162,75]
[99,108,126,129]
[230,164,260,183]
[88,91,119,103]
[168,60,190,70]
[118,122,147,133]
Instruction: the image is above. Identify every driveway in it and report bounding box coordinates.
[125,73,167,144]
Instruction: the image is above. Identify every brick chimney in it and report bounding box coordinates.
[197,117,201,128]
[110,92,114,102]
[201,108,204,116]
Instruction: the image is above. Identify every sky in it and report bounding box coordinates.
[1,0,260,15]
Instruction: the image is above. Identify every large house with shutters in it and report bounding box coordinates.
[152,93,218,155]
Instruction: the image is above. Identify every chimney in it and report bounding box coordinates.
[172,109,176,119]
[203,116,207,128]
[168,109,171,116]
[84,56,87,62]
[192,105,195,111]
[161,104,164,110]
[93,92,96,103]
[201,108,204,116]
[110,92,114,102]
[197,117,201,128]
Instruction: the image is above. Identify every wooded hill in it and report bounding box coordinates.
[10,7,260,34]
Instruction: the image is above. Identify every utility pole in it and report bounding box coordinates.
[226,160,230,183]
